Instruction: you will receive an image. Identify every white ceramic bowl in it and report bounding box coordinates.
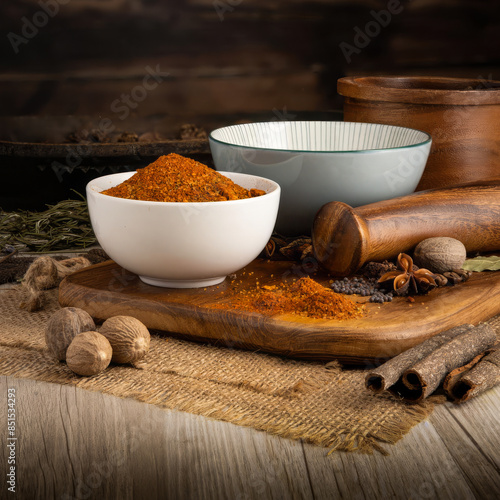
[86,171,280,288]
[209,121,432,235]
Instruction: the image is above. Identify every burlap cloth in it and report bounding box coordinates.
[2,286,499,454]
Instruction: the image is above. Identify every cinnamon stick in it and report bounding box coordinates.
[445,347,500,403]
[365,324,473,394]
[401,324,497,402]
[442,353,487,395]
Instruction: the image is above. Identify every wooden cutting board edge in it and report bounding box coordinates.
[58,260,500,364]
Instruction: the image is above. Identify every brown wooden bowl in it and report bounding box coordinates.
[338,76,500,191]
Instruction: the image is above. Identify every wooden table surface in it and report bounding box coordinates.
[1,285,500,500]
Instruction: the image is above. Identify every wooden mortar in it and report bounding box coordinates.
[312,182,500,277]
[337,76,500,191]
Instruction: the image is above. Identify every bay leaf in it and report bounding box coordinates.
[462,255,500,272]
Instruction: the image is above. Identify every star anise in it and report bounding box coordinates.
[279,237,312,261]
[378,253,437,296]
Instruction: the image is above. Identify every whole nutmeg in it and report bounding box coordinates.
[99,316,150,364]
[413,237,467,274]
[45,307,96,361]
[66,331,112,376]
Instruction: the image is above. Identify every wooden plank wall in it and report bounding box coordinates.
[1,0,499,121]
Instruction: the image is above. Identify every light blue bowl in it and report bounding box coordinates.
[209,121,432,236]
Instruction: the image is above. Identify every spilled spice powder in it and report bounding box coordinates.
[102,153,265,202]
[221,277,365,320]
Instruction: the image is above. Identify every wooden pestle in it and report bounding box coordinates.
[312,183,500,277]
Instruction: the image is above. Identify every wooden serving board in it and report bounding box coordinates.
[59,259,500,364]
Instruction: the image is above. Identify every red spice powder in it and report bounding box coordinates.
[102,153,265,202]
[224,277,365,320]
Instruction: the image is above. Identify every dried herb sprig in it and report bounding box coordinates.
[0,194,96,252]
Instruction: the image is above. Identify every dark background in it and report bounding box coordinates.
[1,0,499,210]
[2,0,499,121]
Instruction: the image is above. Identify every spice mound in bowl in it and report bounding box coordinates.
[86,154,280,288]
[102,153,265,202]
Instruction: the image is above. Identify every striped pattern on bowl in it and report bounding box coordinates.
[209,121,430,152]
